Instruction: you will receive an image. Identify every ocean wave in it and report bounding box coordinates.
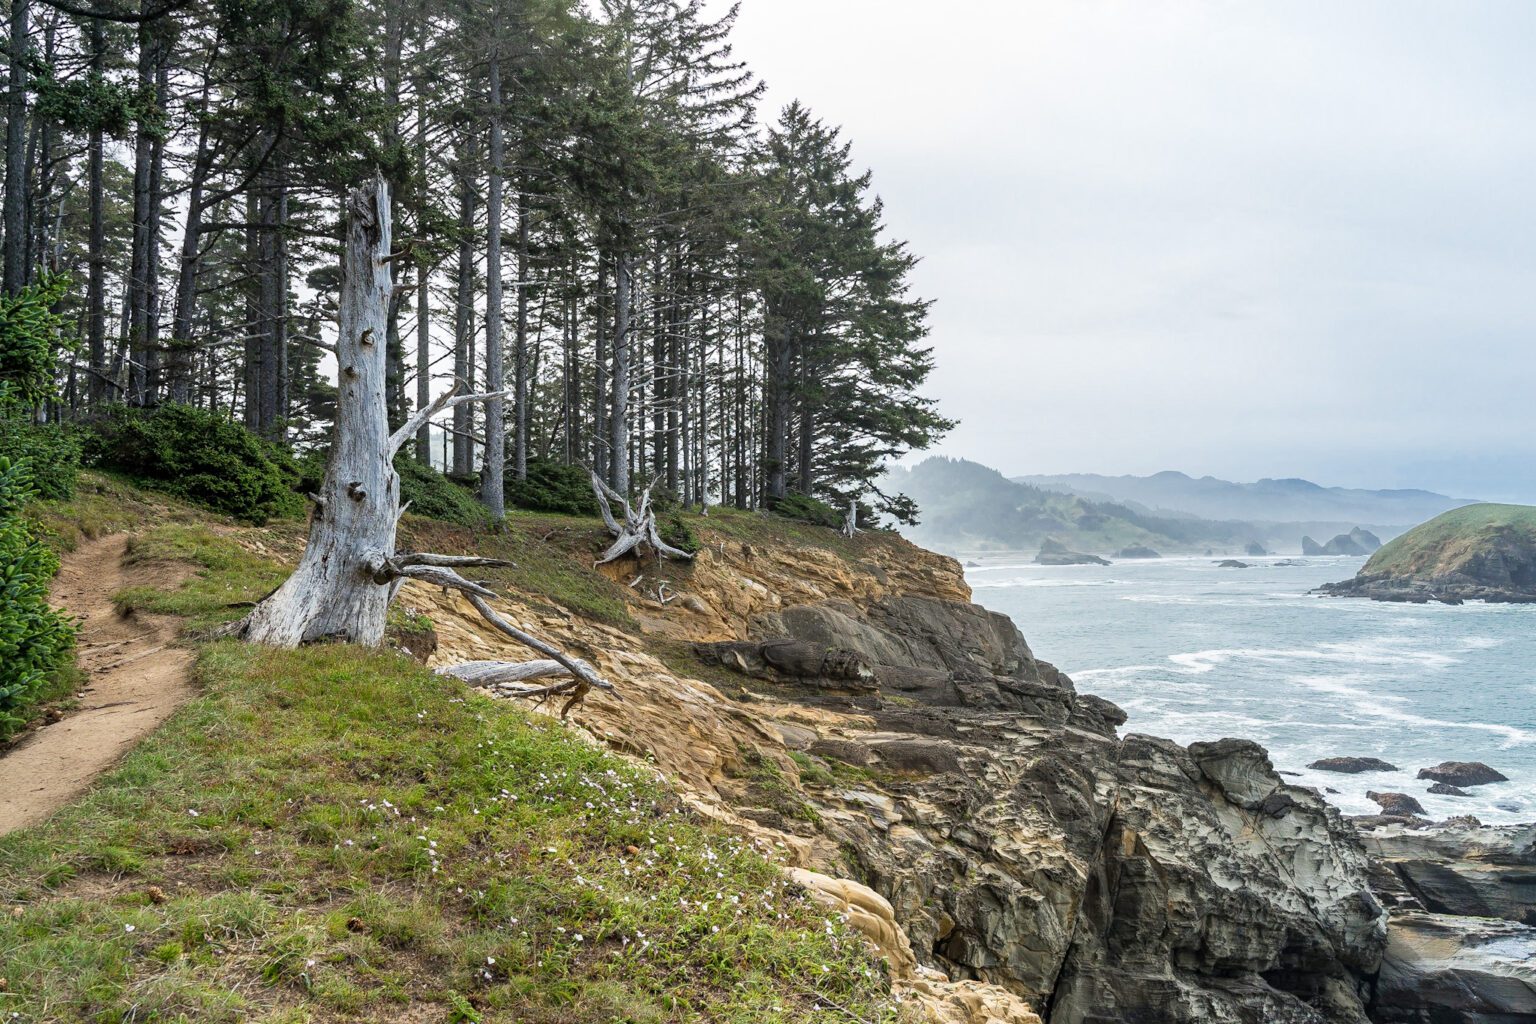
[971,577,1121,589]
[1166,643,1459,675]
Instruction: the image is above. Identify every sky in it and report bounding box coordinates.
[712,0,1536,501]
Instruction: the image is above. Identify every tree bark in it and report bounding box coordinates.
[609,250,632,494]
[2,0,27,296]
[85,19,106,404]
[413,83,431,465]
[242,175,401,646]
[451,138,476,476]
[479,59,506,518]
[512,183,528,480]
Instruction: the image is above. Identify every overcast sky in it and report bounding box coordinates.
[716,1,1536,501]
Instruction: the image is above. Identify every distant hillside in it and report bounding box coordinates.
[886,457,1273,555]
[1017,470,1475,526]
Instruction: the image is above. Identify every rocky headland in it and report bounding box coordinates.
[393,515,1534,1022]
[1317,504,1536,603]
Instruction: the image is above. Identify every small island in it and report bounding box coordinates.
[1035,538,1111,565]
[1316,503,1536,603]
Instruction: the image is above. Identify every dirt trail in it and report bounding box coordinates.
[0,534,194,835]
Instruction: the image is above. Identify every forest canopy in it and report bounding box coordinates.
[0,0,951,522]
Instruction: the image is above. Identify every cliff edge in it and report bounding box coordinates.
[412,510,1398,1022]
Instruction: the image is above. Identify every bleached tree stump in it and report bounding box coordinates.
[229,174,614,713]
[590,472,695,565]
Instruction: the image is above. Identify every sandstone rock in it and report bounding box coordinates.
[1308,756,1399,774]
[1417,761,1508,787]
[1370,792,1428,817]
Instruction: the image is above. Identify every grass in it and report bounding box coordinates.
[29,472,175,553]
[113,524,292,629]
[0,642,895,1023]
[1364,502,1536,576]
[402,516,638,631]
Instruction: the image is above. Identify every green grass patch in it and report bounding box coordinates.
[402,515,637,631]
[111,524,291,628]
[0,643,892,1022]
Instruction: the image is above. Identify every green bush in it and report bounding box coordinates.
[507,458,599,517]
[83,404,304,524]
[0,455,76,739]
[0,274,73,407]
[770,492,843,529]
[395,455,489,527]
[0,417,80,500]
[659,511,701,555]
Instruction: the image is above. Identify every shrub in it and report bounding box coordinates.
[394,456,488,527]
[507,459,599,517]
[0,456,76,739]
[83,404,304,524]
[770,492,843,529]
[0,274,73,407]
[0,417,80,500]
[659,511,701,555]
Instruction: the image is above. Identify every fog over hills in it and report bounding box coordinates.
[886,458,1477,556]
[1017,471,1476,526]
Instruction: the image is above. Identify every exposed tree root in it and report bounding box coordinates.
[590,472,695,565]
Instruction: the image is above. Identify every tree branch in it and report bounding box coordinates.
[387,382,506,458]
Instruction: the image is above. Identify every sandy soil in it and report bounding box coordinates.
[0,534,194,835]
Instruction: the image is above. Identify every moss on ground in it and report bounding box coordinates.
[0,641,894,1023]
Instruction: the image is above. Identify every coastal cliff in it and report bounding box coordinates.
[403,510,1424,1022]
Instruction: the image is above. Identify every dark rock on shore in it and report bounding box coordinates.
[1425,782,1469,797]
[1034,538,1110,566]
[1308,756,1399,774]
[1114,545,1160,559]
[1417,761,1508,787]
[1215,558,1252,568]
[705,577,1388,1020]
[1317,504,1536,603]
[1369,791,1428,817]
[1356,818,1536,1021]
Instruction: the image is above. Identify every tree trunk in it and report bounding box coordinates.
[451,140,476,476]
[479,59,505,518]
[764,314,792,504]
[167,93,214,406]
[512,183,528,480]
[243,176,401,646]
[609,251,632,494]
[2,0,27,296]
[413,85,432,465]
[85,19,106,405]
[237,176,602,715]
[593,256,607,480]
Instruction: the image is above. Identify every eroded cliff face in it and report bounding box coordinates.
[403,522,1390,1023]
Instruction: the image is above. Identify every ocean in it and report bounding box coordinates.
[965,554,1536,824]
